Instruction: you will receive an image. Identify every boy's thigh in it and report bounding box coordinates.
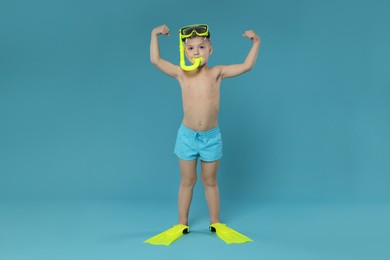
[201,160,220,174]
[179,159,197,177]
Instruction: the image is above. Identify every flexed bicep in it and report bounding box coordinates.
[154,59,181,78]
[150,25,180,78]
[220,64,251,78]
[220,30,260,79]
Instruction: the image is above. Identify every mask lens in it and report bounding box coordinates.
[181,27,193,35]
[193,26,207,34]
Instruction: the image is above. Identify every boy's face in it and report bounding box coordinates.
[184,37,213,66]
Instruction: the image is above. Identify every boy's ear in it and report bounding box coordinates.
[209,46,213,56]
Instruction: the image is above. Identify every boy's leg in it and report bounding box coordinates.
[178,159,197,225]
[200,160,220,224]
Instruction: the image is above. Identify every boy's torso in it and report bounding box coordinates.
[177,66,222,132]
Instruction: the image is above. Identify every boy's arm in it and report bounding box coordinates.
[150,25,180,78]
[220,30,261,78]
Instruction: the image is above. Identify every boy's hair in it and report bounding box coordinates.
[184,34,212,46]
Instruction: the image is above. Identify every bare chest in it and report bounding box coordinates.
[179,73,221,98]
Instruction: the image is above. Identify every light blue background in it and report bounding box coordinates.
[1,0,389,202]
[1,0,389,259]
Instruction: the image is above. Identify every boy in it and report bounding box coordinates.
[146,24,260,245]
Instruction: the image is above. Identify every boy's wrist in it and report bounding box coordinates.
[253,38,261,44]
[152,29,160,36]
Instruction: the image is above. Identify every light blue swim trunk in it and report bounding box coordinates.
[174,124,223,162]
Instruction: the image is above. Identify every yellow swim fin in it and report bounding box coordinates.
[210,223,253,244]
[144,224,189,246]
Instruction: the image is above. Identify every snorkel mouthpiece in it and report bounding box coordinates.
[179,32,203,71]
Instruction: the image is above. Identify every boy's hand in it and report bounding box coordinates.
[153,25,170,36]
[242,30,261,43]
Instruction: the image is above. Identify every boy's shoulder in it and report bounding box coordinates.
[207,65,224,77]
[207,65,223,73]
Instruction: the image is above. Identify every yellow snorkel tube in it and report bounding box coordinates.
[179,24,209,71]
[179,33,203,71]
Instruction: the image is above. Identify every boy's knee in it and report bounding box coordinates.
[201,175,217,187]
[181,176,197,188]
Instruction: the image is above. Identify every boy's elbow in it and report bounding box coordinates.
[242,59,257,72]
[150,57,159,65]
[243,64,253,73]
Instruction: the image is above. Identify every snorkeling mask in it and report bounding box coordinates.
[179,24,210,71]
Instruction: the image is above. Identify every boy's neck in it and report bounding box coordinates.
[182,63,208,74]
